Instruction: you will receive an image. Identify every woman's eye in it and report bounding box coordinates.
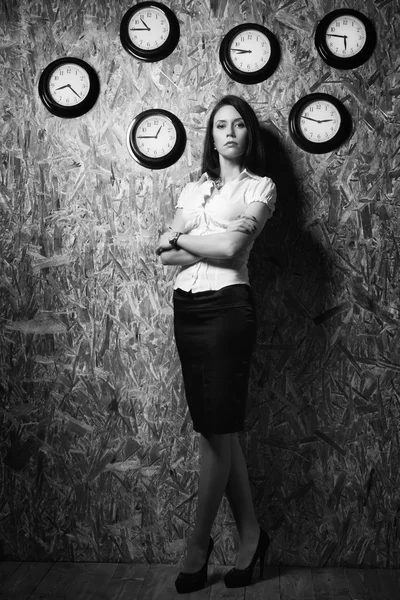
[236,122,245,128]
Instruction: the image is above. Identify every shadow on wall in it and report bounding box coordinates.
[246,125,334,425]
[244,126,335,541]
[250,125,333,294]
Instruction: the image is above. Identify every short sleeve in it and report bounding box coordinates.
[245,177,276,215]
[175,182,196,209]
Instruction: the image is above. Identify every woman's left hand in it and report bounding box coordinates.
[226,215,258,235]
[156,232,173,255]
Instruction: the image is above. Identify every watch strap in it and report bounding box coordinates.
[169,231,182,248]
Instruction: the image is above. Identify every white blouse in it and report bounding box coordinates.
[173,169,276,292]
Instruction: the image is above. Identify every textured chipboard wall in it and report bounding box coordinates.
[0,0,399,566]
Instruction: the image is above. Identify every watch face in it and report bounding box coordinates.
[299,99,341,143]
[127,109,186,169]
[135,114,177,158]
[325,14,366,57]
[219,23,280,84]
[128,5,170,51]
[48,62,90,106]
[120,2,180,62]
[229,29,271,73]
[315,9,376,69]
[289,93,352,154]
[38,57,100,118]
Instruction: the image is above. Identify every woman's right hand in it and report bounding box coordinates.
[226,215,258,235]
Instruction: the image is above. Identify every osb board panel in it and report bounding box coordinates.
[0,0,399,567]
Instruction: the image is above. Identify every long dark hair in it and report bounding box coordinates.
[201,95,267,178]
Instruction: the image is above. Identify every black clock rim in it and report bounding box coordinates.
[315,8,376,70]
[289,93,352,154]
[127,109,187,170]
[219,23,280,84]
[38,57,100,118]
[120,1,180,62]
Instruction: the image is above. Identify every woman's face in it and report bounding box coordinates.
[212,104,248,164]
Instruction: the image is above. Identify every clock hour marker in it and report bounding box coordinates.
[230,30,271,73]
[49,65,90,106]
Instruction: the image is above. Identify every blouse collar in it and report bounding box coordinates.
[199,168,258,186]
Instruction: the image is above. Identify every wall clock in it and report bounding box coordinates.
[120,1,180,62]
[219,23,280,84]
[289,93,352,154]
[38,57,100,118]
[127,109,186,169]
[315,9,376,69]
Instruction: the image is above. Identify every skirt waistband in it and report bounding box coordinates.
[173,284,254,311]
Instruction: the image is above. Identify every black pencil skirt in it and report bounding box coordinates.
[173,284,257,435]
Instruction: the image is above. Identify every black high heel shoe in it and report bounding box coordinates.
[174,536,214,594]
[224,529,269,588]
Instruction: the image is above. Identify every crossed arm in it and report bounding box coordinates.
[157,201,272,266]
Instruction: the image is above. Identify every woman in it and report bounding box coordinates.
[156,95,276,593]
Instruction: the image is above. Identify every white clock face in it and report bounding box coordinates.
[299,100,341,143]
[135,114,177,158]
[229,29,271,72]
[128,6,170,50]
[48,63,90,106]
[325,14,366,57]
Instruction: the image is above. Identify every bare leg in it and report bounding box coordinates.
[182,432,231,573]
[225,433,261,569]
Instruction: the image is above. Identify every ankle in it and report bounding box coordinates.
[238,523,260,543]
[190,530,211,549]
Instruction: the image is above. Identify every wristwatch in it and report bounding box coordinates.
[168,231,182,248]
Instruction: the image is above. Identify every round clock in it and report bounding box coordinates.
[289,93,352,154]
[127,109,186,169]
[219,23,280,84]
[38,57,100,118]
[315,9,376,69]
[120,1,180,62]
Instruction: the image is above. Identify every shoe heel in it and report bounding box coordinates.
[259,548,268,579]
[175,536,214,594]
[224,528,270,589]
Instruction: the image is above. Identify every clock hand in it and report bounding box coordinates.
[56,84,81,98]
[130,17,151,31]
[301,116,321,123]
[137,135,158,138]
[140,17,150,30]
[154,126,162,138]
[302,116,334,123]
[326,34,347,39]
[231,49,252,54]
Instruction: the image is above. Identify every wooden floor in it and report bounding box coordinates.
[1,561,400,599]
